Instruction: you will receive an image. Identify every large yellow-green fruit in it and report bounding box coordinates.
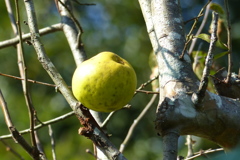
[72,51,137,112]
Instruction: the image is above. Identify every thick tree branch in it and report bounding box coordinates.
[139,0,240,159]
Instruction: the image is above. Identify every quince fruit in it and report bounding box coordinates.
[72,51,137,112]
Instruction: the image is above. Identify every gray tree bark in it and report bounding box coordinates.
[139,0,240,159]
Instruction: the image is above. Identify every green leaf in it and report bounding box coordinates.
[209,3,225,17]
[195,33,228,50]
[214,51,229,60]
[209,3,228,28]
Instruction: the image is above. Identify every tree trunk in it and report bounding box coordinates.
[139,0,240,159]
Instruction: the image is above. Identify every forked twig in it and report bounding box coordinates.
[135,74,159,95]
[189,3,211,54]
[179,0,212,59]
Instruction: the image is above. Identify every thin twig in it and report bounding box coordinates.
[136,89,159,94]
[72,0,96,6]
[100,111,115,128]
[101,74,159,129]
[15,0,38,151]
[119,94,158,152]
[192,42,203,71]
[185,148,224,160]
[186,135,194,158]
[224,0,232,83]
[0,23,62,49]
[192,12,218,108]
[184,14,204,25]
[0,90,38,158]
[189,3,211,54]
[48,125,57,160]
[0,72,61,88]
[86,149,98,159]
[0,111,75,140]
[135,74,159,95]
[34,131,47,159]
[101,75,159,128]
[179,0,212,59]
[0,90,15,136]
[4,0,18,35]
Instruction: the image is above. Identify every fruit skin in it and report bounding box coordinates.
[72,51,137,112]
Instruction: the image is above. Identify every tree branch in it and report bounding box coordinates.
[0,111,75,140]
[0,72,57,88]
[224,0,233,83]
[180,0,212,59]
[0,90,41,159]
[120,94,158,152]
[14,0,38,152]
[57,0,87,65]
[0,23,62,49]
[4,0,18,35]
[192,12,218,108]
[189,2,211,54]
[185,148,224,160]
[48,125,57,160]
[23,0,126,159]
[139,0,240,159]
[162,132,179,160]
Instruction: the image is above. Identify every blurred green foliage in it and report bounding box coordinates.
[0,0,240,159]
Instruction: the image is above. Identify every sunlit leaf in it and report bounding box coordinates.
[195,33,228,50]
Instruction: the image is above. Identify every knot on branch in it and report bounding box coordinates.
[78,117,93,136]
[76,104,95,137]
